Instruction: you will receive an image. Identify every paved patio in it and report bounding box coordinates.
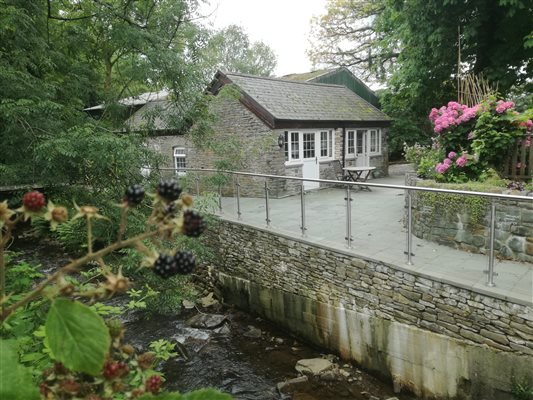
[214,175,533,306]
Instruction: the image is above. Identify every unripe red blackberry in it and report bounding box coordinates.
[102,360,128,380]
[22,191,46,211]
[152,253,177,279]
[182,210,206,237]
[157,180,182,202]
[145,375,162,394]
[174,251,196,275]
[124,184,145,206]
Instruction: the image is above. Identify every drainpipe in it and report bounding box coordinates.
[341,126,346,168]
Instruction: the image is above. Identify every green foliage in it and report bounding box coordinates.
[149,339,178,361]
[5,259,44,293]
[139,389,233,400]
[511,376,533,400]
[0,340,40,400]
[404,143,444,179]
[310,0,533,155]
[45,298,111,375]
[202,25,277,77]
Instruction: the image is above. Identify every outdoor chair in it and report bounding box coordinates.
[333,160,350,181]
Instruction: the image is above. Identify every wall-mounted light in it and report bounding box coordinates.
[278,133,285,148]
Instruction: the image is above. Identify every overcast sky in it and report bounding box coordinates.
[199,0,327,77]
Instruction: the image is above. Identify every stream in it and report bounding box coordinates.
[14,239,416,400]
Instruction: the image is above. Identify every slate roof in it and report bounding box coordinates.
[124,99,178,131]
[216,72,390,123]
[83,90,170,111]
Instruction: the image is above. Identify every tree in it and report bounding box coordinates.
[0,0,211,188]
[310,0,533,159]
[202,25,277,76]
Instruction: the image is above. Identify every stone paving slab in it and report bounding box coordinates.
[215,176,533,306]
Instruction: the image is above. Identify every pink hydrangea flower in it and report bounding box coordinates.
[435,163,450,174]
[443,158,453,165]
[430,102,479,133]
[456,156,467,167]
[447,151,457,159]
[495,100,515,114]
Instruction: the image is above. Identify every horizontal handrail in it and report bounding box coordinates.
[155,167,533,202]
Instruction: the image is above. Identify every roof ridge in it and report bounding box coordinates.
[225,72,347,89]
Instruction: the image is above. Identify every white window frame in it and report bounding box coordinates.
[345,128,381,158]
[284,130,335,165]
[173,147,186,175]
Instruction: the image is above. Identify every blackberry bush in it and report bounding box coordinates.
[182,210,206,237]
[152,253,177,279]
[124,184,145,206]
[174,251,196,274]
[22,190,46,211]
[157,180,182,202]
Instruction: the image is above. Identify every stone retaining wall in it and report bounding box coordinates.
[207,219,533,399]
[407,175,533,263]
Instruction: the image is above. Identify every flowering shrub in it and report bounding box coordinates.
[427,97,533,182]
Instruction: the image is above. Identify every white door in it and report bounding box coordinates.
[302,132,320,190]
[355,129,370,167]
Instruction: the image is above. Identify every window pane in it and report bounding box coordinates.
[303,133,315,159]
[320,131,328,157]
[173,147,186,172]
[370,130,377,152]
[328,131,333,157]
[356,130,365,154]
[284,131,289,161]
[347,131,354,154]
[291,132,299,159]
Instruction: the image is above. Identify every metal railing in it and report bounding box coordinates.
[155,167,532,288]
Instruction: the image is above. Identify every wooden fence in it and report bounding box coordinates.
[502,135,532,180]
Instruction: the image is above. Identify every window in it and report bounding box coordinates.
[347,130,355,155]
[369,130,380,153]
[320,130,333,157]
[284,131,289,161]
[356,130,365,155]
[173,147,186,175]
[290,132,299,160]
[346,129,382,157]
[303,133,315,159]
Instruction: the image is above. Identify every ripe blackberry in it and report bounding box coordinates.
[163,201,177,217]
[157,180,182,202]
[173,251,196,275]
[124,184,145,206]
[22,191,46,211]
[152,253,177,279]
[182,210,206,237]
[145,375,162,394]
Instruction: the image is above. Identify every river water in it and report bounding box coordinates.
[125,307,416,400]
[15,239,416,400]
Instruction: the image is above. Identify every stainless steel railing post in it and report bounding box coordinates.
[264,181,271,228]
[236,175,242,220]
[406,190,414,266]
[195,175,200,196]
[485,199,498,287]
[218,184,223,213]
[300,182,307,237]
[345,185,353,248]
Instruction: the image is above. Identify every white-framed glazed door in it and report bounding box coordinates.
[302,132,320,190]
[355,129,370,167]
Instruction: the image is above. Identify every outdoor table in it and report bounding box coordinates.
[342,166,376,191]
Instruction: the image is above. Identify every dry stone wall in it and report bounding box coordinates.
[407,175,533,263]
[207,219,533,398]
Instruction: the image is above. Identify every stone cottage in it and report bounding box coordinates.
[140,71,391,196]
[86,71,391,196]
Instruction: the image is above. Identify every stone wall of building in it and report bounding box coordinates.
[407,175,533,263]
[206,219,533,399]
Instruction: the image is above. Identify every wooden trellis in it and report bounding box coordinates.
[502,135,533,181]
